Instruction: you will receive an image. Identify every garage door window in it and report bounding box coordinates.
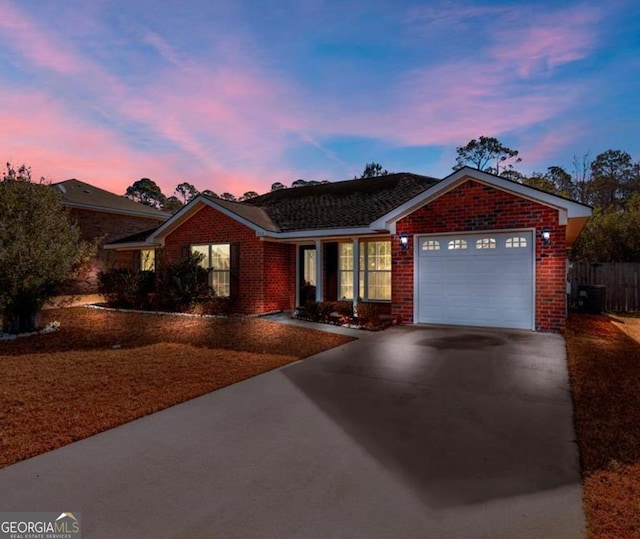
[476,238,496,249]
[422,240,440,251]
[448,239,467,250]
[506,237,528,248]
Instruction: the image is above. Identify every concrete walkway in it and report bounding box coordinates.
[0,325,585,538]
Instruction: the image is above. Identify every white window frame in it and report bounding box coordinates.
[191,243,231,297]
[338,240,392,301]
[338,243,354,300]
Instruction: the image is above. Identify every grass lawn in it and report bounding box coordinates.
[0,307,353,469]
[565,313,640,538]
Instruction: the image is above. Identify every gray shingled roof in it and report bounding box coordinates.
[107,226,162,245]
[55,179,171,219]
[245,173,439,231]
[211,198,279,232]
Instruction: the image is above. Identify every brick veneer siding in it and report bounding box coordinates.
[162,205,295,314]
[392,178,567,332]
[65,208,165,293]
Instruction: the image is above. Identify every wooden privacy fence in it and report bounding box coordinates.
[569,262,640,312]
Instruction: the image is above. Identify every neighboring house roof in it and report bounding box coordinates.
[55,179,171,219]
[104,167,592,248]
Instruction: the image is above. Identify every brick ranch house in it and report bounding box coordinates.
[55,179,170,293]
[105,167,591,332]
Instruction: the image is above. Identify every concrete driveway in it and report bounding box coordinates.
[0,325,584,538]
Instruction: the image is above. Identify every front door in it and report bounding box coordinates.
[298,246,316,306]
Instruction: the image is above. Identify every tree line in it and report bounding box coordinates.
[124,162,391,213]
[125,137,639,262]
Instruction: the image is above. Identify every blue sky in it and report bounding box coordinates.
[0,0,638,198]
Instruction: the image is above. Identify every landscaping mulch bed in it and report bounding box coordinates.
[565,313,640,538]
[0,308,353,469]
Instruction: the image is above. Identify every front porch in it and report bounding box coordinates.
[293,238,394,327]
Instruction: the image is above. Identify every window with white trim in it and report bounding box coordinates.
[338,240,391,301]
[140,249,155,271]
[448,239,468,250]
[506,237,528,248]
[476,238,496,249]
[360,240,391,301]
[338,243,354,299]
[191,243,231,296]
[422,240,440,251]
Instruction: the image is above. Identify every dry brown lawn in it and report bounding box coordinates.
[565,313,640,538]
[0,308,353,469]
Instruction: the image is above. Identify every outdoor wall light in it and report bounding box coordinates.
[399,232,409,251]
[541,227,551,246]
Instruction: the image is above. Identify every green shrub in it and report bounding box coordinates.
[98,269,155,309]
[159,252,212,312]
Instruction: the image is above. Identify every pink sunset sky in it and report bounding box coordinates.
[0,0,638,199]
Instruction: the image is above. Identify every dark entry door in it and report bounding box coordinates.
[299,246,316,305]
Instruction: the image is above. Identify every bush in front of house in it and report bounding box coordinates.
[355,302,379,329]
[98,269,156,310]
[158,252,213,312]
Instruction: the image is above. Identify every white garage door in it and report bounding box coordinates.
[416,231,534,329]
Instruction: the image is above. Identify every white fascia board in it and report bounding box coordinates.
[371,166,591,230]
[263,226,380,241]
[148,196,269,242]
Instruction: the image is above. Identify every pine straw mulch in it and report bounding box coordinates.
[0,307,353,469]
[565,313,640,538]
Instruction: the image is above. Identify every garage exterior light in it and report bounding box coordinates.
[399,232,409,251]
[541,227,551,246]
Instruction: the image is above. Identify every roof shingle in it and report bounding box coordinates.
[245,173,439,231]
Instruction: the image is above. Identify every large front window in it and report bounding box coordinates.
[191,243,231,297]
[338,240,391,301]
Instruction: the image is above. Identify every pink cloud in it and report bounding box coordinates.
[0,0,605,198]
[490,7,600,77]
[0,0,89,74]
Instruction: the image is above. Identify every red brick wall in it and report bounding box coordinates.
[393,178,567,332]
[163,205,294,314]
[65,208,165,293]
[264,242,296,312]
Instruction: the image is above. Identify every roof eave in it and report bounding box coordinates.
[103,241,161,250]
[64,201,171,220]
[148,196,276,242]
